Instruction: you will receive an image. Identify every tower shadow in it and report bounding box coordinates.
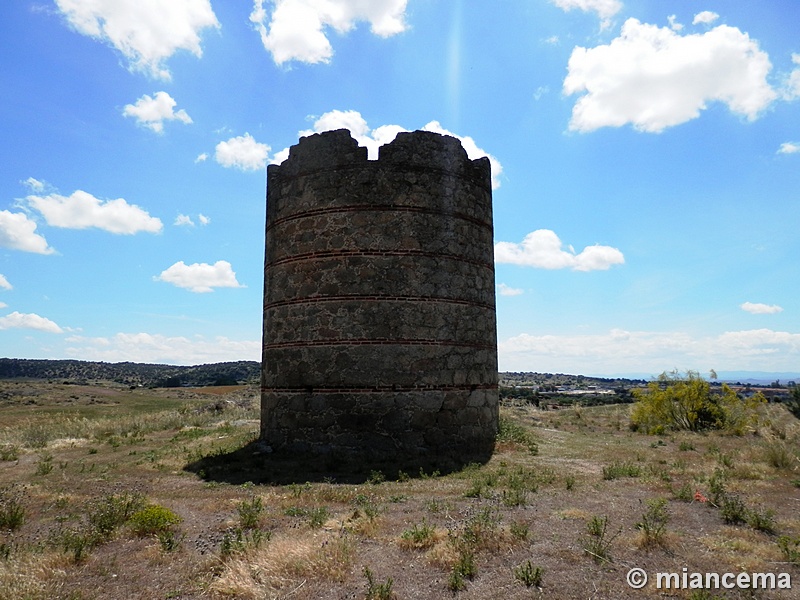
[183,439,489,485]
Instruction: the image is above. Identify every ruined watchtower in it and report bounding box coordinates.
[261,129,498,470]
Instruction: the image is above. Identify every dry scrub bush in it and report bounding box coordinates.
[211,531,354,598]
[0,552,64,600]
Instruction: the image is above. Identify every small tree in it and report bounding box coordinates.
[786,386,800,419]
[630,370,764,434]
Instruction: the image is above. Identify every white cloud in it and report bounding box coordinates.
[551,0,622,29]
[741,302,783,315]
[155,260,244,293]
[778,142,800,154]
[494,229,624,271]
[288,109,504,189]
[65,332,260,364]
[0,303,6,309]
[0,210,55,254]
[26,190,163,235]
[0,275,12,290]
[564,18,777,133]
[23,177,45,192]
[250,0,408,65]
[195,152,209,163]
[215,133,271,171]
[497,283,524,296]
[55,0,219,80]
[422,121,504,190]
[0,311,63,334]
[175,214,209,226]
[498,328,800,374]
[693,11,719,25]
[785,53,800,100]
[122,91,192,133]
[667,15,683,31]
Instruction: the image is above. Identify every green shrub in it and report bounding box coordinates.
[764,440,795,469]
[719,494,748,525]
[88,492,146,539]
[363,566,394,600]
[636,498,669,548]
[220,527,269,558]
[400,520,436,550]
[672,482,693,502]
[602,461,641,480]
[630,371,764,434]
[34,453,53,476]
[129,504,182,536]
[236,496,264,529]
[0,445,19,462]
[583,515,617,563]
[747,506,777,534]
[0,486,25,531]
[777,535,800,565]
[510,521,529,541]
[497,418,539,454]
[513,560,543,588]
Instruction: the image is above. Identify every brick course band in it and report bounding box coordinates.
[261,129,499,468]
[263,339,497,349]
[265,294,495,312]
[261,384,498,393]
[266,204,493,234]
[266,249,494,271]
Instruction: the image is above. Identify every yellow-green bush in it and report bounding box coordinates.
[630,371,764,434]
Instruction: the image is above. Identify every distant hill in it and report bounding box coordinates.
[0,358,260,388]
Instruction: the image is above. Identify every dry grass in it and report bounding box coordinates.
[211,531,355,598]
[0,381,799,599]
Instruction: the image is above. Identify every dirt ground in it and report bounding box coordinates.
[0,381,798,599]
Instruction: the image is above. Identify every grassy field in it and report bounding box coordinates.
[0,381,798,599]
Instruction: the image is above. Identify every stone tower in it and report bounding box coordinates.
[261,128,498,470]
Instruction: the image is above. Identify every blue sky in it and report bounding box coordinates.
[1,0,799,377]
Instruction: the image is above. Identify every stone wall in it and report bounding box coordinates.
[261,128,498,469]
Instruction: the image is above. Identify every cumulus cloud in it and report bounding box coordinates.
[23,177,46,192]
[250,0,408,65]
[785,54,800,100]
[286,109,504,189]
[551,0,622,29]
[0,275,12,290]
[667,15,683,31]
[65,332,260,364]
[498,328,800,374]
[693,11,719,25]
[741,302,783,315]
[175,213,210,227]
[563,18,777,133]
[122,91,192,133]
[494,229,624,271]
[0,311,63,333]
[0,210,55,254]
[778,142,800,154]
[26,190,163,235]
[55,0,219,80]
[195,152,208,163]
[497,283,524,296]
[155,260,244,293]
[215,133,271,171]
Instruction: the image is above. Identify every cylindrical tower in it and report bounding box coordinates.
[261,128,498,469]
